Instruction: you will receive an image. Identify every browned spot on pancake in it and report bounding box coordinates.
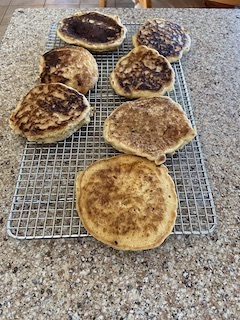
[112,46,174,95]
[136,19,188,59]
[40,46,98,95]
[11,84,88,136]
[40,50,68,84]
[59,12,122,44]
[76,155,178,250]
[107,97,192,156]
[83,161,165,237]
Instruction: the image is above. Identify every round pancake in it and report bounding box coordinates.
[9,83,91,143]
[39,46,98,95]
[110,45,175,99]
[132,18,191,63]
[76,154,178,251]
[103,96,196,165]
[57,11,127,52]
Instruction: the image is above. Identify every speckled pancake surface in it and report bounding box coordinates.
[132,18,191,63]
[9,83,91,143]
[110,45,175,99]
[39,46,98,95]
[76,154,178,251]
[103,96,196,165]
[57,11,127,52]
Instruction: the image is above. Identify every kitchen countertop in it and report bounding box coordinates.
[0,8,239,319]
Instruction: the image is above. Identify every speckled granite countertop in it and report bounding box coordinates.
[0,8,239,319]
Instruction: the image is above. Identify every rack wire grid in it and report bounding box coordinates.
[7,23,217,240]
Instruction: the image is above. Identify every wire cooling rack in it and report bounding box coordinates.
[7,23,217,239]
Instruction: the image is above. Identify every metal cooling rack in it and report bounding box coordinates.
[7,23,217,239]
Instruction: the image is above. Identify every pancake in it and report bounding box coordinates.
[39,46,98,95]
[76,154,178,251]
[110,45,175,99]
[57,11,127,52]
[9,83,91,143]
[132,18,191,63]
[103,96,196,165]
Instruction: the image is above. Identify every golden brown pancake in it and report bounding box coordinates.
[76,154,178,250]
[132,18,191,63]
[110,45,175,99]
[103,96,196,165]
[39,46,98,95]
[9,83,91,143]
[57,11,127,52]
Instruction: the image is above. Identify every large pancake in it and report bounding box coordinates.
[110,45,175,99]
[9,83,91,143]
[103,96,196,165]
[76,154,178,251]
[132,18,191,63]
[57,11,127,52]
[39,46,98,95]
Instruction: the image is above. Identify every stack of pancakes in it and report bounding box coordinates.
[9,12,195,250]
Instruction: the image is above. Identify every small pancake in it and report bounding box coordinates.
[39,46,98,95]
[76,154,178,251]
[57,11,127,52]
[9,83,91,143]
[110,45,175,99]
[132,18,191,63]
[103,96,196,165]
